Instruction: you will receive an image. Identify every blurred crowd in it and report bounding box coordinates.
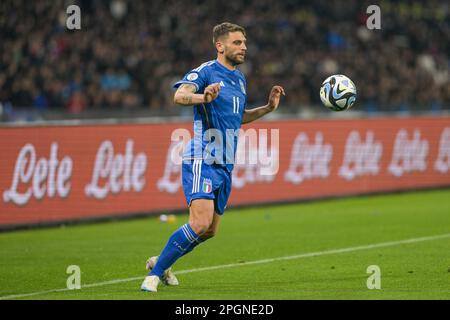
[0,0,448,120]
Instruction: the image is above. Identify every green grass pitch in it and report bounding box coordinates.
[0,189,449,300]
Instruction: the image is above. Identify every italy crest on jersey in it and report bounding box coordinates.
[239,79,246,94]
[202,178,212,193]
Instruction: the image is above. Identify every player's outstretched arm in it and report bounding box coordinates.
[242,85,285,124]
[174,83,220,106]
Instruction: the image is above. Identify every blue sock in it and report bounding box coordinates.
[181,236,205,257]
[149,223,200,277]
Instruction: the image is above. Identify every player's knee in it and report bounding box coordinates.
[189,201,214,235]
[189,213,213,235]
[190,220,211,235]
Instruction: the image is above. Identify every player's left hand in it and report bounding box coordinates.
[267,85,285,112]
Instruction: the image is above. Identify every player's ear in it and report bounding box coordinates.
[216,41,225,54]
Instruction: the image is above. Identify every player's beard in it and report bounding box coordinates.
[225,51,245,66]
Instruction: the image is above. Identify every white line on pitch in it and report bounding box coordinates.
[1,232,449,300]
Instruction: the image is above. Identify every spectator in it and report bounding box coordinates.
[66,91,87,114]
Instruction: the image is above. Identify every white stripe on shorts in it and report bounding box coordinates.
[196,160,202,193]
[191,159,197,193]
[192,159,202,193]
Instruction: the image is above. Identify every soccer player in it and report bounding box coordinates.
[141,22,285,292]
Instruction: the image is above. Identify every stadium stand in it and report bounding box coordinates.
[0,0,448,121]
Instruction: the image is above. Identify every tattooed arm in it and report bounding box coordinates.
[174,83,221,106]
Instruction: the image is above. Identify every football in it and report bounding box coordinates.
[320,74,357,111]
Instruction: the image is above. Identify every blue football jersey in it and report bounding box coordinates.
[174,60,247,172]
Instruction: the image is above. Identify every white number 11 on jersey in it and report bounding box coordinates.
[233,96,240,114]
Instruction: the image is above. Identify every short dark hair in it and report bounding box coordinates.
[212,22,246,44]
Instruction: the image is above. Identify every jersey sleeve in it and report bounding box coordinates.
[173,68,208,93]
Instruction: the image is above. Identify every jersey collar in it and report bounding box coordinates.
[215,59,238,75]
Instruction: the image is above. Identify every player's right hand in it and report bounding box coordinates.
[203,83,221,103]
